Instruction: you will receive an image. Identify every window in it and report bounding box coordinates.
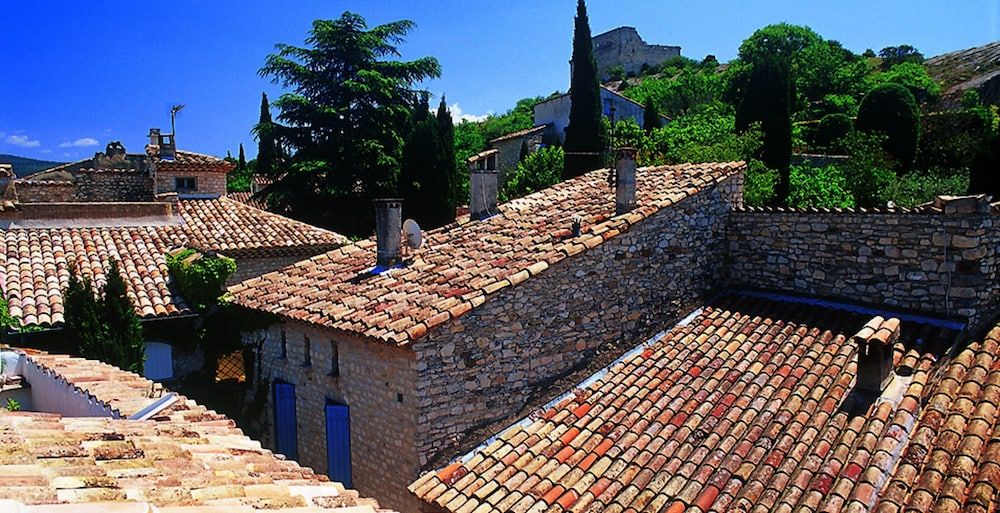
[142,341,173,380]
[174,176,197,192]
[303,336,312,367]
[330,341,340,377]
[279,330,287,359]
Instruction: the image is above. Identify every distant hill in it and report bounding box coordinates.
[926,41,1000,107]
[0,154,66,177]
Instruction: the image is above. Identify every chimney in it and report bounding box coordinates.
[147,128,176,160]
[853,317,899,395]
[374,198,403,268]
[469,151,499,220]
[614,147,637,215]
[148,128,161,147]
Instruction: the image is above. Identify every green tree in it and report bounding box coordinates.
[436,95,457,217]
[255,92,276,176]
[815,113,853,151]
[64,262,145,374]
[502,147,565,201]
[867,62,941,103]
[399,94,455,228]
[736,54,792,204]
[562,0,605,178]
[607,65,625,82]
[643,97,663,133]
[258,12,441,236]
[856,83,920,171]
[878,45,924,70]
[237,143,246,170]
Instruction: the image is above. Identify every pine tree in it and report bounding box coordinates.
[643,98,663,133]
[736,53,792,205]
[255,92,276,176]
[562,0,605,179]
[238,143,247,171]
[100,260,145,374]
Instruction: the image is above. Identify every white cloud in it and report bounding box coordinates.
[58,137,99,148]
[449,102,491,123]
[40,149,52,154]
[5,134,40,148]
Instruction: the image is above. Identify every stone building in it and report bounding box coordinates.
[228,155,746,511]
[0,128,345,383]
[486,125,550,183]
[533,86,669,145]
[592,26,681,81]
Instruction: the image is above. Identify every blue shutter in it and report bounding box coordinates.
[273,382,298,461]
[325,403,352,488]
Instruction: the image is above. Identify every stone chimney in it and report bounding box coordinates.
[853,316,899,395]
[469,150,499,221]
[146,128,176,160]
[374,199,403,268]
[614,147,637,215]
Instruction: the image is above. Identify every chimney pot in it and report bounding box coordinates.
[853,316,898,395]
[469,154,499,221]
[614,147,637,215]
[374,198,403,268]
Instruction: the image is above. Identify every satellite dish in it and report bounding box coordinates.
[403,219,423,249]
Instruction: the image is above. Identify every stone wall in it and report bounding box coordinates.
[243,322,421,513]
[156,169,227,197]
[593,26,681,80]
[728,196,1000,323]
[491,130,545,184]
[411,173,744,469]
[75,170,153,201]
[228,255,311,285]
[13,182,76,202]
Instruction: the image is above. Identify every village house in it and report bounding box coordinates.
[0,345,391,512]
[228,149,745,511]
[0,128,345,382]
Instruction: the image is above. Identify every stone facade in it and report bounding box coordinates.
[227,255,311,285]
[245,321,420,512]
[728,196,1000,324]
[592,26,681,81]
[12,182,77,202]
[534,87,664,143]
[75,170,154,201]
[239,173,745,512]
[489,127,546,184]
[155,169,227,197]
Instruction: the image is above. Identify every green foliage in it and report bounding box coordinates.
[736,53,792,203]
[255,92,276,176]
[917,111,991,169]
[840,132,897,207]
[878,45,924,69]
[227,159,254,192]
[815,113,853,151]
[237,143,247,170]
[856,83,920,171]
[607,65,625,82]
[885,168,970,207]
[4,398,20,412]
[166,249,237,312]
[501,147,564,202]
[563,0,605,178]
[64,262,145,374]
[0,298,16,333]
[744,162,777,207]
[400,94,457,228]
[787,165,855,208]
[867,62,941,103]
[621,69,724,118]
[643,97,662,132]
[258,12,442,236]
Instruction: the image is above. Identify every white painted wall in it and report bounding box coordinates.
[21,358,115,417]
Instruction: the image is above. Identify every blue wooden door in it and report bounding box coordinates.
[273,382,298,460]
[325,402,352,487]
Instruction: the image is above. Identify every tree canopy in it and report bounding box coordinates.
[64,261,145,374]
[562,0,605,178]
[257,12,441,236]
[856,83,921,171]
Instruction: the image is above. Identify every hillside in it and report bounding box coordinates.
[0,154,65,177]
[926,41,1000,106]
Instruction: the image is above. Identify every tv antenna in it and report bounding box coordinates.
[170,104,186,135]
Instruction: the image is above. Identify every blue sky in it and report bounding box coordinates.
[2,1,997,161]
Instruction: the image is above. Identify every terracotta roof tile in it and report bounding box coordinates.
[1,198,344,328]
[229,162,744,345]
[408,294,962,513]
[0,351,390,512]
[157,150,235,174]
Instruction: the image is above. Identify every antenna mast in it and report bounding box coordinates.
[170,104,186,136]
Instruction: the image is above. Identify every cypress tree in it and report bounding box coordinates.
[643,98,662,133]
[100,260,145,374]
[436,95,457,221]
[400,95,452,228]
[519,140,530,162]
[736,54,792,205]
[63,266,105,363]
[256,92,276,176]
[562,0,604,179]
[238,143,247,171]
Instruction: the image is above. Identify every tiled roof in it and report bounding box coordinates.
[1,198,345,328]
[228,162,744,345]
[409,294,964,513]
[228,190,268,210]
[158,150,236,174]
[0,352,391,512]
[489,125,550,144]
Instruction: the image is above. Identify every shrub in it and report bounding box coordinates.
[64,262,145,374]
[502,147,564,202]
[856,83,920,171]
[787,165,855,208]
[815,113,853,151]
[607,65,625,82]
[743,162,777,207]
[166,249,237,312]
[840,132,897,207]
[885,168,970,207]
